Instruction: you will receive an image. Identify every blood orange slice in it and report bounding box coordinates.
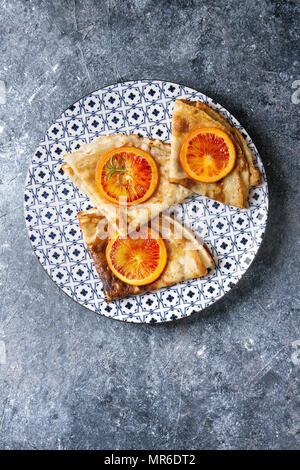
[96,146,158,205]
[106,228,167,286]
[180,127,236,183]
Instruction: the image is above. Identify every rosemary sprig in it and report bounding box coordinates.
[105,155,127,185]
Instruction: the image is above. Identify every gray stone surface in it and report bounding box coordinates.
[0,0,299,450]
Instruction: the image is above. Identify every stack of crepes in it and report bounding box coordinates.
[62,99,259,302]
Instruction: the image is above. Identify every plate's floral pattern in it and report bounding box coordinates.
[24,80,268,323]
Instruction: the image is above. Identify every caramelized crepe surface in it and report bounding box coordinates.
[63,134,192,235]
[169,99,260,208]
[78,208,214,302]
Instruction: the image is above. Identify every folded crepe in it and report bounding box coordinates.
[63,134,192,235]
[169,99,260,208]
[78,208,214,302]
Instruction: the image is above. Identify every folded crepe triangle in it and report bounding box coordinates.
[63,134,192,235]
[169,99,260,208]
[78,208,214,302]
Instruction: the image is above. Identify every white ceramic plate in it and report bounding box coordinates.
[24,80,268,323]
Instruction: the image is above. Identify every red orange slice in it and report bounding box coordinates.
[96,146,158,205]
[180,127,236,183]
[106,227,167,286]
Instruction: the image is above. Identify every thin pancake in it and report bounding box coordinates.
[63,134,192,235]
[169,99,260,208]
[78,208,214,302]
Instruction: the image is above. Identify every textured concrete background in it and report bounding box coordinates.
[0,0,299,450]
